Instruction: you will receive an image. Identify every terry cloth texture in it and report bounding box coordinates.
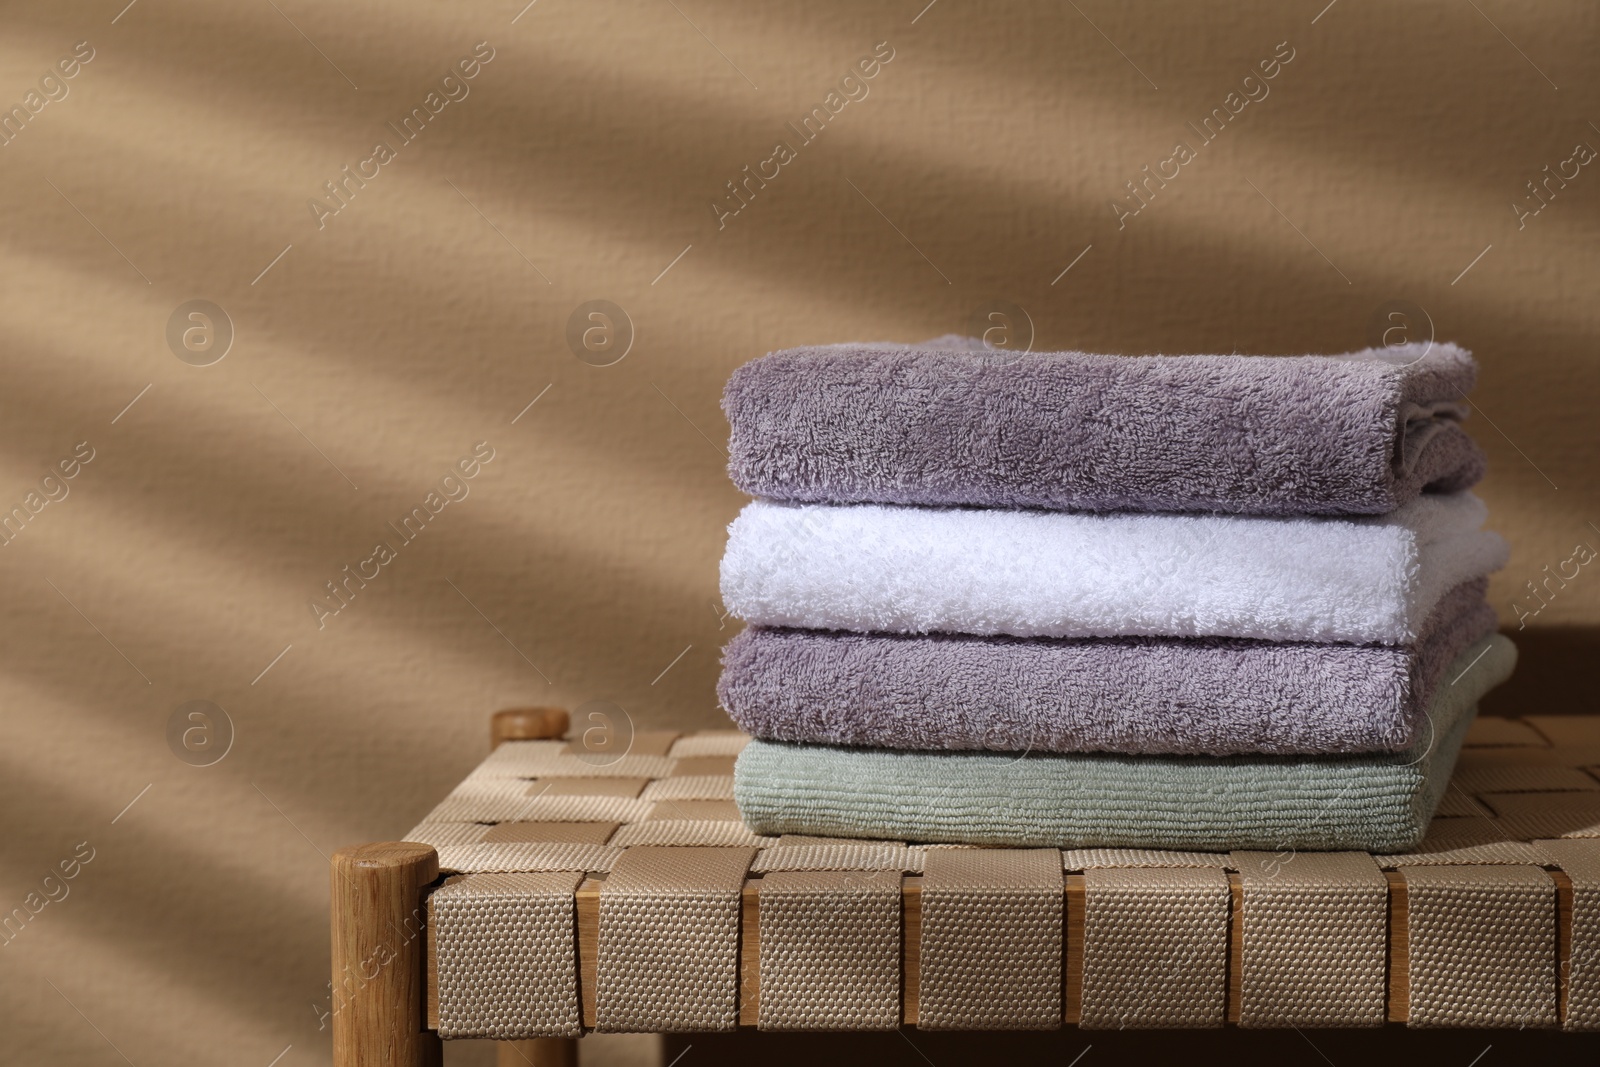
[723,342,1485,516]
[718,579,1495,757]
[720,491,1507,645]
[731,636,1515,852]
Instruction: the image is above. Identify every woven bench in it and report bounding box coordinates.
[329,708,1600,1065]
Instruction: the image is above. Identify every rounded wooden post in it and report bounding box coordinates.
[491,706,569,749]
[490,706,581,1065]
[331,842,442,1067]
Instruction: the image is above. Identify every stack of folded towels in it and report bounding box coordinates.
[718,338,1516,853]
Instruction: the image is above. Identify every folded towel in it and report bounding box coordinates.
[732,635,1515,852]
[719,579,1495,757]
[721,491,1507,644]
[723,341,1485,516]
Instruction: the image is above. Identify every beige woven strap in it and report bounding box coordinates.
[608,820,777,848]
[437,842,623,874]
[645,799,743,820]
[530,777,651,797]
[404,821,488,847]
[1433,790,1486,817]
[481,821,617,844]
[449,778,537,798]
[519,796,654,823]
[1495,810,1600,842]
[1230,851,1386,1028]
[640,775,736,801]
[564,729,679,757]
[595,846,756,1032]
[1063,849,1229,870]
[474,738,565,769]
[918,848,1062,1030]
[1379,816,1550,866]
[1401,864,1557,1028]
[431,872,584,1039]
[1455,743,1570,766]
[668,731,750,757]
[477,745,676,780]
[672,756,738,777]
[1490,789,1600,818]
[425,795,542,823]
[1482,790,1600,835]
[1386,841,1551,866]
[756,870,902,1031]
[752,843,925,874]
[1463,717,1551,747]
[1079,867,1229,1029]
[424,792,652,824]
[1536,838,1600,1031]
[1452,764,1600,794]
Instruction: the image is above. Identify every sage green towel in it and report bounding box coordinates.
[733,635,1515,852]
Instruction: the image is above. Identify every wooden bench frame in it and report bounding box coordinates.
[330,708,1584,1065]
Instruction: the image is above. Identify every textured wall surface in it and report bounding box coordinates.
[0,2,1595,1064]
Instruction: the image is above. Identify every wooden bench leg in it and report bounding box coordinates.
[331,842,442,1067]
[490,707,581,1064]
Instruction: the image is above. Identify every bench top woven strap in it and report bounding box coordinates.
[431,872,584,1039]
[918,848,1063,1030]
[594,846,757,1033]
[756,870,902,1030]
[1231,851,1387,1027]
[436,842,624,874]
[752,842,925,873]
[1400,864,1557,1028]
[1064,848,1230,870]
[1079,867,1229,1029]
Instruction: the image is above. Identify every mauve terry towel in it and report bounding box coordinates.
[719,580,1495,756]
[723,341,1485,516]
[731,636,1515,852]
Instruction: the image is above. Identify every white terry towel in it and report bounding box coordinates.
[720,492,1508,645]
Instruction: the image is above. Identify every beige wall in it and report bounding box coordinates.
[1,2,1595,1063]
